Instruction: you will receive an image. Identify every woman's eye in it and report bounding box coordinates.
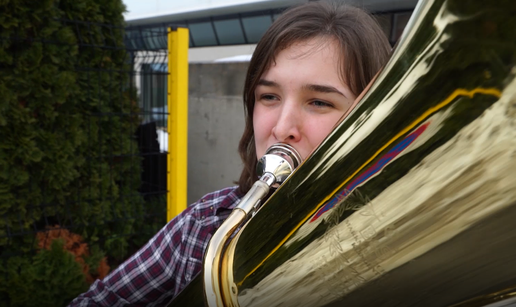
[261,94,277,101]
[257,94,280,106]
[311,100,333,108]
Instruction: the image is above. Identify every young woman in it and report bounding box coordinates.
[69,1,391,306]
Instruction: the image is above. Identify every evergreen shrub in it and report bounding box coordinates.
[0,239,89,307]
[0,0,167,304]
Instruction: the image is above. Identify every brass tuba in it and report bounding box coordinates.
[170,0,516,305]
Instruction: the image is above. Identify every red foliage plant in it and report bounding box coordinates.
[36,225,110,284]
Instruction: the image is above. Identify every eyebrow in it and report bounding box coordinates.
[257,79,347,98]
[304,84,346,98]
[257,79,279,87]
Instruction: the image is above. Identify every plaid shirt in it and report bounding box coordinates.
[68,186,243,307]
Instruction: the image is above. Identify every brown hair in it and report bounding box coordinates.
[237,1,391,194]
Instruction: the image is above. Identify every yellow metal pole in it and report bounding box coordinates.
[167,27,189,221]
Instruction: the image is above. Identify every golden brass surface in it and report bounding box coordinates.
[220,0,516,306]
[204,209,246,307]
[450,285,516,307]
[168,0,516,306]
[203,143,301,307]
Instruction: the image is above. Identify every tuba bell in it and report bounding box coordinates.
[170,0,516,306]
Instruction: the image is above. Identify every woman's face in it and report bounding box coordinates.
[253,37,357,160]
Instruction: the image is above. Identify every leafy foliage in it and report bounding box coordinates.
[0,239,89,307]
[0,0,167,304]
[36,225,110,283]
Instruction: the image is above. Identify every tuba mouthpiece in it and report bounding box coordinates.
[256,143,302,187]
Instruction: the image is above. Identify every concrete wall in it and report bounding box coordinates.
[187,62,248,204]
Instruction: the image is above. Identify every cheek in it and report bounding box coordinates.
[306,114,343,145]
[252,106,268,140]
[253,105,274,157]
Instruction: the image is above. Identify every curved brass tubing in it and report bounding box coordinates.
[204,208,247,307]
[450,285,516,307]
[203,144,301,307]
[168,0,516,306]
[218,0,516,306]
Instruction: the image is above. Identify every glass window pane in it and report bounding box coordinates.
[140,63,167,126]
[124,29,141,50]
[143,27,167,50]
[242,15,273,43]
[213,19,246,45]
[189,22,218,46]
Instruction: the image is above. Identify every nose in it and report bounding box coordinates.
[271,102,301,143]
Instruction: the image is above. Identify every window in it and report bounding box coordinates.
[213,19,246,45]
[242,15,273,43]
[189,22,218,46]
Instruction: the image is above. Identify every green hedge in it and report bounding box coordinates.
[0,0,165,304]
[0,239,89,307]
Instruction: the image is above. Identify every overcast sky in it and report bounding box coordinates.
[122,0,269,20]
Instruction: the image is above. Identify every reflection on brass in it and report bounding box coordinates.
[450,285,516,307]
[168,0,516,306]
[204,209,246,307]
[222,0,516,306]
[203,143,301,307]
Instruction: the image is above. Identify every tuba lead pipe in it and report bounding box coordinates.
[203,143,301,307]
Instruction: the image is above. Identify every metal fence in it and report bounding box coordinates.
[1,19,171,267]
